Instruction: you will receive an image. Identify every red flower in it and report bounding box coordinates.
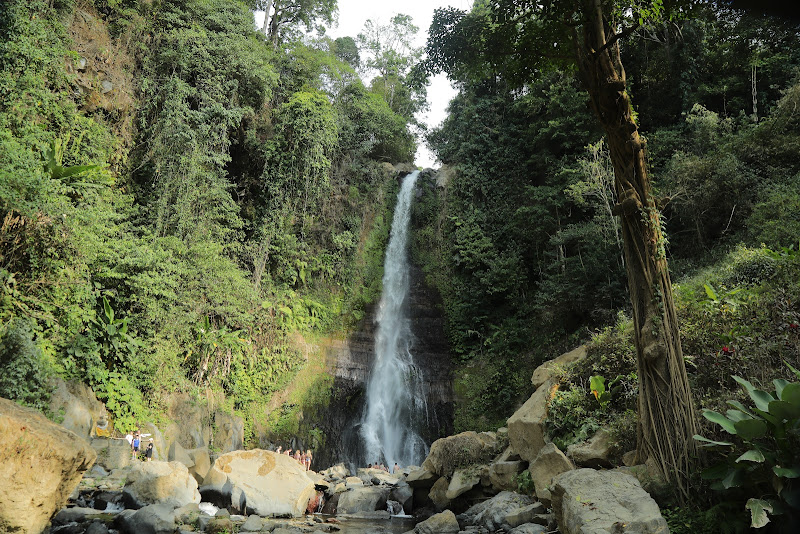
[721,346,734,355]
[790,323,799,330]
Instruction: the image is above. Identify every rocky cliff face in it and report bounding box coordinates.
[312,259,454,470]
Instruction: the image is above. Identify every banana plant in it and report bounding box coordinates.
[694,364,800,529]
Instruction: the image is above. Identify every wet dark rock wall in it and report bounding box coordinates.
[311,261,454,471]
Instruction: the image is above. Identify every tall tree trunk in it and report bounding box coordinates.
[574,3,699,500]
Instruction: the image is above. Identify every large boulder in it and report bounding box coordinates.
[529,443,573,506]
[445,467,481,499]
[458,490,535,532]
[115,504,176,534]
[566,428,614,468]
[0,397,96,534]
[507,381,553,463]
[407,509,460,534]
[49,379,108,440]
[168,439,195,468]
[551,468,669,534]
[186,447,211,484]
[336,486,389,514]
[428,476,451,511]
[389,482,414,514]
[488,460,525,492]
[122,460,201,509]
[405,466,437,488]
[531,346,587,389]
[201,449,315,517]
[421,431,502,477]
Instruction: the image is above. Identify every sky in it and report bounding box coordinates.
[255,0,472,167]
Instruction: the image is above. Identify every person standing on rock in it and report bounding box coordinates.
[305,449,312,471]
[131,431,140,460]
[393,462,400,474]
[276,445,282,454]
[145,439,153,461]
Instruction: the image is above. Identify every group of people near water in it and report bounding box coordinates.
[275,446,312,471]
[368,461,401,474]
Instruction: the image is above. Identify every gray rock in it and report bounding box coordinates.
[458,491,535,531]
[389,481,413,513]
[505,503,547,528]
[531,345,587,389]
[412,509,460,533]
[529,443,573,505]
[567,428,614,468]
[428,476,451,511]
[488,461,525,492]
[52,507,106,525]
[91,438,131,471]
[421,431,502,478]
[405,466,437,488]
[213,411,244,453]
[121,461,200,509]
[89,464,109,478]
[85,521,110,534]
[116,503,176,534]
[507,381,552,463]
[100,81,113,94]
[551,468,669,534]
[337,486,388,514]
[240,514,263,531]
[445,467,481,499]
[508,524,547,534]
[168,440,195,468]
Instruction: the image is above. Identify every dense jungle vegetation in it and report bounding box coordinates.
[0,0,422,441]
[2,0,800,529]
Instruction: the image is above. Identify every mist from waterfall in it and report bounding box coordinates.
[359,171,429,468]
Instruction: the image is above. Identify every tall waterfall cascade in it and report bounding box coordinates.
[360,171,429,467]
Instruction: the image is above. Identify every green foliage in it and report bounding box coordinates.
[695,368,800,529]
[0,319,53,411]
[547,385,602,451]
[92,370,148,433]
[514,469,534,496]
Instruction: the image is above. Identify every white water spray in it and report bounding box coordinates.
[360,171,429,467]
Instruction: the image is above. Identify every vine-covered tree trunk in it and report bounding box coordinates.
[574,2,699,499]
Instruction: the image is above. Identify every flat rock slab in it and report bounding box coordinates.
[552,468,668,534]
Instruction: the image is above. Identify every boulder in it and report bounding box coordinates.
[202,449,316,517]
[405,466,437,488]
[206,516,235,534]
[408,509,460,534]
[115,503,176,534]
[445,467,481,499]
[186,446,212,483]
[90,437,131,471]
[529,443,573,506]
[389,482,413,513]
[505,502,547,528]
[213,411,244,453]
[0,397,96,534]
[240,514,263,532]
[421,431,502,477]
[168,440,195,468]
[507,381,553,463]
[52,507,106,525]
[458,490,535,532]
[551,468,669,534]
[566,428,614,468]
[122,460,201,509]
[489,461,525,492]
[321,463,349,479]
[49,379,107,440]
[345,476,364,487]
[531,346,587,389]
[428,476,451,511]
[336,486,388,514]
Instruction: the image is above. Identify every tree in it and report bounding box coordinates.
[424,0,700,498]
[253,0,337,47]
[357,14,426,119]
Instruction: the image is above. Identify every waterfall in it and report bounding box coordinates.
[359,171,429,468]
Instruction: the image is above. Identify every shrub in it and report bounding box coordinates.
[695,368,800,531]
[0,318,53,411]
